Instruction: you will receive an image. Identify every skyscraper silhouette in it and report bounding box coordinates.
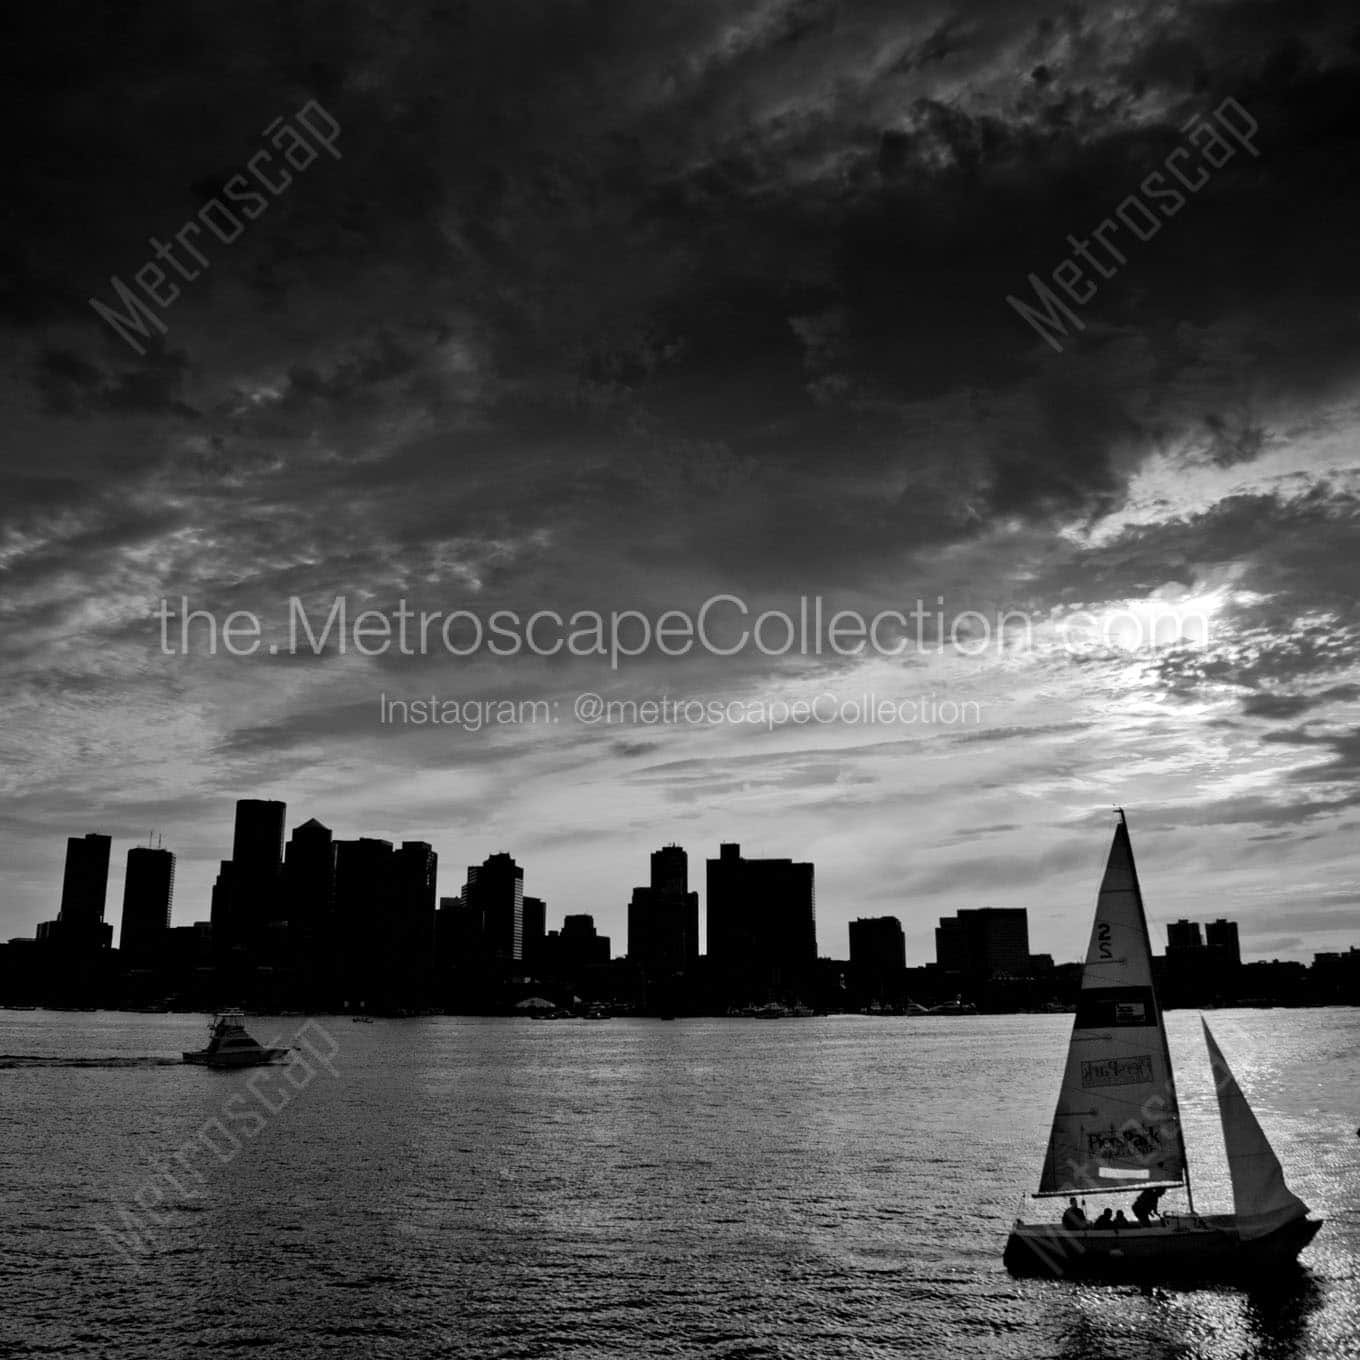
[934,908,1029,976]
[849,916,906,972]
[214,799,287,968]
[283,818,336,930]
[522,895,546,967]
[57,833,113,947]
[232,799,286,871]
[1167,918,1205,952]
[389,840,437,1006]
[628,844,699,976]
[464,853,525,963]
[333,837,395,1008]
[119,846,175,960]
[282,818,336,1004]
[542,913,611,973]
[1206,918,1241,967]
[706,843,816,999]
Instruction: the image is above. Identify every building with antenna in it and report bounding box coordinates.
[119,845,176,961]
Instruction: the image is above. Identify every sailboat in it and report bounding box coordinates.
[1004,811,1323,1279]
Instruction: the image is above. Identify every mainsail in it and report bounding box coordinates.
[1036,812,1188,1196]
[1202,1020,1309,1239]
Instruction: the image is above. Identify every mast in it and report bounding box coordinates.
[1118,809,1196,1216]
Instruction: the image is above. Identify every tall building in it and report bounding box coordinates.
[119,846,175,960]
[934,908,1029,976]
[463,853,525,963]
[542,913,611,973]
[210,860,237,953]
[280,818,336,1001]
[434,895,462,983]
[215,799,288,963]
[628,844,700,976]
[1167,919,1204,951]
[849,916,906,973]
[57,833,113,944]
[436,894,486,973]
[232,799,286,872]
[1205,918,1241,967]
[651,845,688,895]
[522,895,546,966]
[388,841,437,1003]
[333,837,395,1005]
[283,818,335,929]
[706,843,816,992]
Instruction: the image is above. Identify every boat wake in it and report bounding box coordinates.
[0,1055,182,1069]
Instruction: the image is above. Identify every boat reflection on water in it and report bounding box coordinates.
[1052,1269,1327,1360]
[181,1010,291,1069]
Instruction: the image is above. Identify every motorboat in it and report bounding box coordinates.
[182,1010,291,1068]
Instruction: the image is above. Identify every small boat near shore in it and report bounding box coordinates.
[182,1010,291,1069]
[1004,810,1323,1280]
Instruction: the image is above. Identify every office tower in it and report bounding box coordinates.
[545,914,611,972]
[210,860,237,952]
[395,842,437,920]
[706,843,817,990]
[1167,919,1204,951]
[849,916,906,972]
[522,895,546,966]
[1206,918,1241,967]
[463,853,524,963]
[651,845,688,895]
[934,914,966,973]
[388,841,437,1004]
[333,838,395,1005]
[119,846,175,960]
[280,818,336,1003]
[57,833,113,945]
[628,844,700,976]
[283,818,336,929]
[232,799,286,871]
[218,799,287,962]
[934,908,1030,976]
[434,895,465,984]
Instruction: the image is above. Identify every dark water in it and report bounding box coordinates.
[2,1008,1356,1359]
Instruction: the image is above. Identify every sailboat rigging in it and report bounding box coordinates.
[1004,810,1323,1279]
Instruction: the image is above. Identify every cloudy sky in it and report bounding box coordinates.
[3,0,1359,965]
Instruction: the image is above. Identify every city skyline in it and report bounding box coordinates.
[9,800,1354,1017]
[9,804,1355,974]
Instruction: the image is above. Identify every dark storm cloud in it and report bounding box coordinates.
[8,0,1360,669]
[7,0,1360,573]
[35,345,198,419]
[1265,727,1360,785]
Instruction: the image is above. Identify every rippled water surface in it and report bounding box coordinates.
[2,1008,1357,1358]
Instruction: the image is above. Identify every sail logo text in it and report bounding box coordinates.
[1080,1055,1154,1089]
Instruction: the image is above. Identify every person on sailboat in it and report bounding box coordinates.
[1131,1185,1166,1225]
[1093,1208,1114,1229]
[1061,1197,1087,1230]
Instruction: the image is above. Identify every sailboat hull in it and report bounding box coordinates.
[1003,1213,1323,1281]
